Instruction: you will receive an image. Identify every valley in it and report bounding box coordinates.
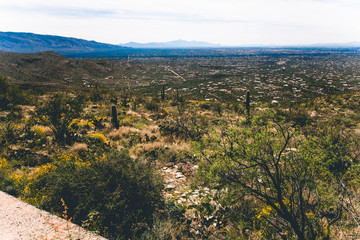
[1,46,360,239]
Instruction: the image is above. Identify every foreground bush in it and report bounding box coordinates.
[22,150,163,239]
[198,119,360,239]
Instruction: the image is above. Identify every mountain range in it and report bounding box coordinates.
[0,31,359,57]
[119,40,222,49]
[0,31,222,55]
[0,31,127,54]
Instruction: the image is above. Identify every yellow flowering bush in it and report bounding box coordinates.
[23,163,56,205]
[0,158,28,195]
[70,119,94,129]
[31,125,46,136]
[22,154,92,205]
[79,120,94,128]
[0,158,9,170]
[11,173,24,185]
[69,118,80,126]
[0,158,13,193]
[94,153,107,163]
[88,133,108,144]
[58,154,91,168]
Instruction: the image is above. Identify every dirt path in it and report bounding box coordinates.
[0,191,106,240]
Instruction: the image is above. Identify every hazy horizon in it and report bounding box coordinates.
[1,0,360,46]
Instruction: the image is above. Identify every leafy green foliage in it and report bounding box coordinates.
[159,109,210,141]
[198,119,359,239]
[0,74,9,94]
[23,150,163,239]
[144,98,160,112]
[0,74,29,111]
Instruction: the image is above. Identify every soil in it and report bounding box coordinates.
[0,191,106,240]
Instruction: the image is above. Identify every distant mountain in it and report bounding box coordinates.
[304,42,360,48]
[0,50,146,90]
[0,31,128,54]
[120,40,222,49]
[227,42,360,48]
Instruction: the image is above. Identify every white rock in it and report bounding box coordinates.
[165,184,176,189]
[176,172,184,178]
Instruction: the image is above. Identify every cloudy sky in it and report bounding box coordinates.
[0,0,359,46]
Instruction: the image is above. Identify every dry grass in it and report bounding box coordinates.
[126,110,142,118]
[133,141,189,156]
[71,143,88,154]
[133,142,164,156]
[331,225,360,239]
[355,128,360,136]
[137,125,160,141]
[109,127,140,140]
[146,125,159,133]
[31,125,53,136]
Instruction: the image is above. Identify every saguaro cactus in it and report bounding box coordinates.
[246,91,250,118]
[111,105,119,129]
[161,85,165,101]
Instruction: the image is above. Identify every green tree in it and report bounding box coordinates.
[199,120,358,239]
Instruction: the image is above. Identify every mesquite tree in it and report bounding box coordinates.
[199,121,358,239]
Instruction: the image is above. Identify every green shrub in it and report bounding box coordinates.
[0,158,16,195]
[0,74,29,110]
[22,150,163,239]
[159,111,210,141]
[198,118,359,239]
[145,99,160,112]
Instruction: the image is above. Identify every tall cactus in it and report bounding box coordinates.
[111,105,119,129]
[246,91,250,118]
[161,85,165,101]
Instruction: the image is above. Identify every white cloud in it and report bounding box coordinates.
[0,0,359,45]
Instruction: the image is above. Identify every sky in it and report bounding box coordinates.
[0,0,360,46]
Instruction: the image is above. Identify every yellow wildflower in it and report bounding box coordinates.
[0,158,9,170]
[88,133,108,144]
[256,205,273,219]
[69,118,80,126]
[307,211,315,218]
[31,125,46,136]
